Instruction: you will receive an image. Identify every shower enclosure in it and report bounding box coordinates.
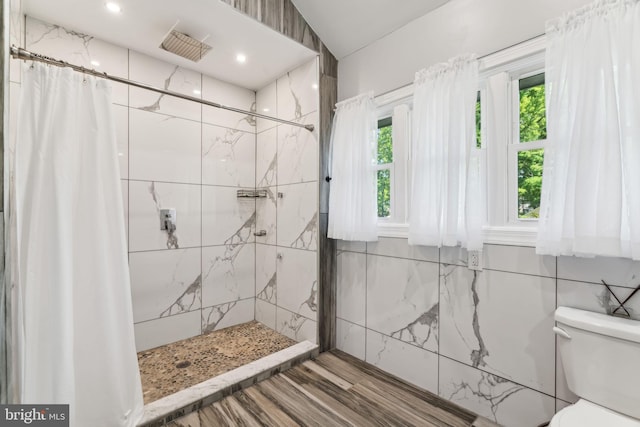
[19,14,320,349]
[4,7,323,414]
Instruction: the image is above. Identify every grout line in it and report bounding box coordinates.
[366,252,440,264]
[254,242,317,253]
[276,305,316,324]
[437,246,441,396]
[129,245,222,254]
[127,178,201,187]
[133,297,256,327]
[364,250,555,280]
[200,70,204,336]
[126,48,131,256]
[253,87,258,323]
[133,309,201,326]
[364,248,368,362]
[438,353,557,400]
[201,120,255,134]
[274,78,279,332]
[335,316,365,330]
[200,296,255,312]
[128,178,319,190]
[358,322,439,357]
[554,256,558,401]
[554,276,639,288]
[128,99,258,131]
[255,109,318,136]
[479,266,556,280]
[273,179,321,188]
[335,248,367,255]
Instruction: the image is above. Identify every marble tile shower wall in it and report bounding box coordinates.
[254,59,320,345]
[336,237,640,427]
[22,16,262,352]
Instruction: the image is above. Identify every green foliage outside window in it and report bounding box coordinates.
[377,125,393,164]
[377,123,392,217]
[519,85,547,143]
[518,78,546,218]
[518,149,544,218]
[377,169,391,218]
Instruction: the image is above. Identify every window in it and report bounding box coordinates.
[478,36,546,244]
[375,117,393,218]
[372,100,410,229]
[511,72,546,220]
[367,35,546,244]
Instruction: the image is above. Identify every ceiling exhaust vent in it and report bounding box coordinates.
[160,30,212,62]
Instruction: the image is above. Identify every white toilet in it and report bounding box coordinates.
[551,306,640,426]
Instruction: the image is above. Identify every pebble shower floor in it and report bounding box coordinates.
[137,321,296,403]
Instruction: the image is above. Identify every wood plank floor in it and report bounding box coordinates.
[167,350,497,427]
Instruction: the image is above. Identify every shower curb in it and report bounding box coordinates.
[137,341,319,427]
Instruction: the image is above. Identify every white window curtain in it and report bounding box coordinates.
[537,0,640,260]
[328,92,378,241]
[13,63,143,425]
[408,55,483,250]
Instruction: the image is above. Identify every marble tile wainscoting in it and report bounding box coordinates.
[336,238,640,427]
[254,59,321,345]
[21,15,320,352]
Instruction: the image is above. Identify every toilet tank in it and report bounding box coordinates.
[555,307,640,420]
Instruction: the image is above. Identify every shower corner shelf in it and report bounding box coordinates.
[236,189,268,199]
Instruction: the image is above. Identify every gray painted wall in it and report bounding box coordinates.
[337,0,593,100]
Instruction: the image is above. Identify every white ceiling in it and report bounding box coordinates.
[23,0,317,91]
[290,0,450,59]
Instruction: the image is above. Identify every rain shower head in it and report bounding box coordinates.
[160,30,212,62]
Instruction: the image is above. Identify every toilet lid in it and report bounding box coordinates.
[551,400,640,427]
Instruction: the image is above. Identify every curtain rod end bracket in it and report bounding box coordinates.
[304,124,315,132]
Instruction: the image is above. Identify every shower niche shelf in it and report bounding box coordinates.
[236,189,267,198]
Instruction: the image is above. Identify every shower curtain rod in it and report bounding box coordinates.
[9,46,315,132]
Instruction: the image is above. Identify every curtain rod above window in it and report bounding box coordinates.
[9,46,315,132]
[355,34,547,107]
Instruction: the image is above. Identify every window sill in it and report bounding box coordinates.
[482,225,537,247]
[377,222,409,238]
[376,223,537,247]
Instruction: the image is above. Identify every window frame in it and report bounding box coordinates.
[481,36,547,245]
[508,68,548,225]
[374,94,412,232]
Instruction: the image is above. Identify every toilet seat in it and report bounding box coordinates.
[550,400,640,427]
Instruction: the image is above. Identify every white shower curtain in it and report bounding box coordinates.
[13,63,143,426]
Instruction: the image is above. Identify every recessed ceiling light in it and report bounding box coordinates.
[193,89,201,95]
[263,108,270,112]
[236,53,247,64]
[312,83,319,90]
[105,2,122,13]
[90,60,100,67]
